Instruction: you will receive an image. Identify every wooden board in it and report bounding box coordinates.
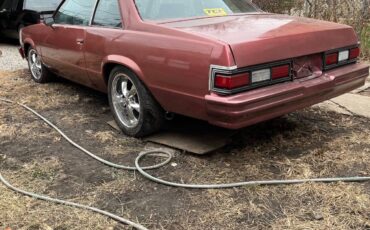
[108,118,236,155]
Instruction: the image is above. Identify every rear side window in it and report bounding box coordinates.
[54,0,95,26]
[92,0,122,28]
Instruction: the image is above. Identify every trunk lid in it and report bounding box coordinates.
[161,14,358,68]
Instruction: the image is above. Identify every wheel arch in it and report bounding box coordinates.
[101,56,168,115]
[102,55,146,87]
[23,38,36,58]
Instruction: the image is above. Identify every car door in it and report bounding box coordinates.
[41,0,96,86]
[84,0,123,92]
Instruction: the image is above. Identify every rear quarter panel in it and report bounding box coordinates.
[84,24,233,120]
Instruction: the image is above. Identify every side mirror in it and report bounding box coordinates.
[44,17,55,27]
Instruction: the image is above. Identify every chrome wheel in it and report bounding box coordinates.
[28,49,42,80]
[111,73,141,128]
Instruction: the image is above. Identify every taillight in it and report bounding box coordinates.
[271,65,290,80]
[211,61,292,94]
[215,73,250,90]
[349,47,360,59]
[326,53,338,66]
[325,46,360,69]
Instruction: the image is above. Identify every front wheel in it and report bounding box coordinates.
[27,48,53,83]
[108,67,165,137]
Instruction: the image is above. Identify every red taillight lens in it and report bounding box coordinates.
[349,47,360,59]
[271,65,290,80]
[326,52,338,66]
[215,73,250,89]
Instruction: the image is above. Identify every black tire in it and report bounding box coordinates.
[27,48,54,83]
[108,66,165,137]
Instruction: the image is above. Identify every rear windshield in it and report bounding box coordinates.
[24,0,62,12]
[135,0,260,21]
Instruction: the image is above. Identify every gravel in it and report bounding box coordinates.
[0,38,28,71]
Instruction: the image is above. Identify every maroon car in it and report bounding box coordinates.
[19,0,369,137]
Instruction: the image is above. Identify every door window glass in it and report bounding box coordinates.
[54,0,95,26]
[92,0,122,28]
[24,0,62,12]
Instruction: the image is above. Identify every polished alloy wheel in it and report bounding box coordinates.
[28,49,42,80]
[111,73,141,128]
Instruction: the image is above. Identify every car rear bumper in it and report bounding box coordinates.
[205,63,369,129]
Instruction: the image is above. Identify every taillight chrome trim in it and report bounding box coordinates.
[323,45,360,71]
[209,60,292,95]
[209,65,238,92]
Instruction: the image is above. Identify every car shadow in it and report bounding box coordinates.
[0,36,19,46]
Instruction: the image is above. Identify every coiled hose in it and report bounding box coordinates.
[0,97,369,229]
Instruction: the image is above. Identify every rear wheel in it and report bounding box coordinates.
[108,66,165,137]
[27,48,53,83]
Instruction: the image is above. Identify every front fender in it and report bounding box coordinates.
[22,37,36,55]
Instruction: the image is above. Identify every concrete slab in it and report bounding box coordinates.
[331,94,370,118]
[313,101,352,116]
[351,81,370,94]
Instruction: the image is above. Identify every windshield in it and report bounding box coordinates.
[135,0,260,21]
[24,0,62,12]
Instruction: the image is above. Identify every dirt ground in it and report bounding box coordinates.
[0,68,369,230]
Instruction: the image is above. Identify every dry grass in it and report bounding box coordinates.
[0,70,369,230]
[0,189,124,230]
[0,70,81,110]
[0,155,124,230]
[198,183,370,229]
